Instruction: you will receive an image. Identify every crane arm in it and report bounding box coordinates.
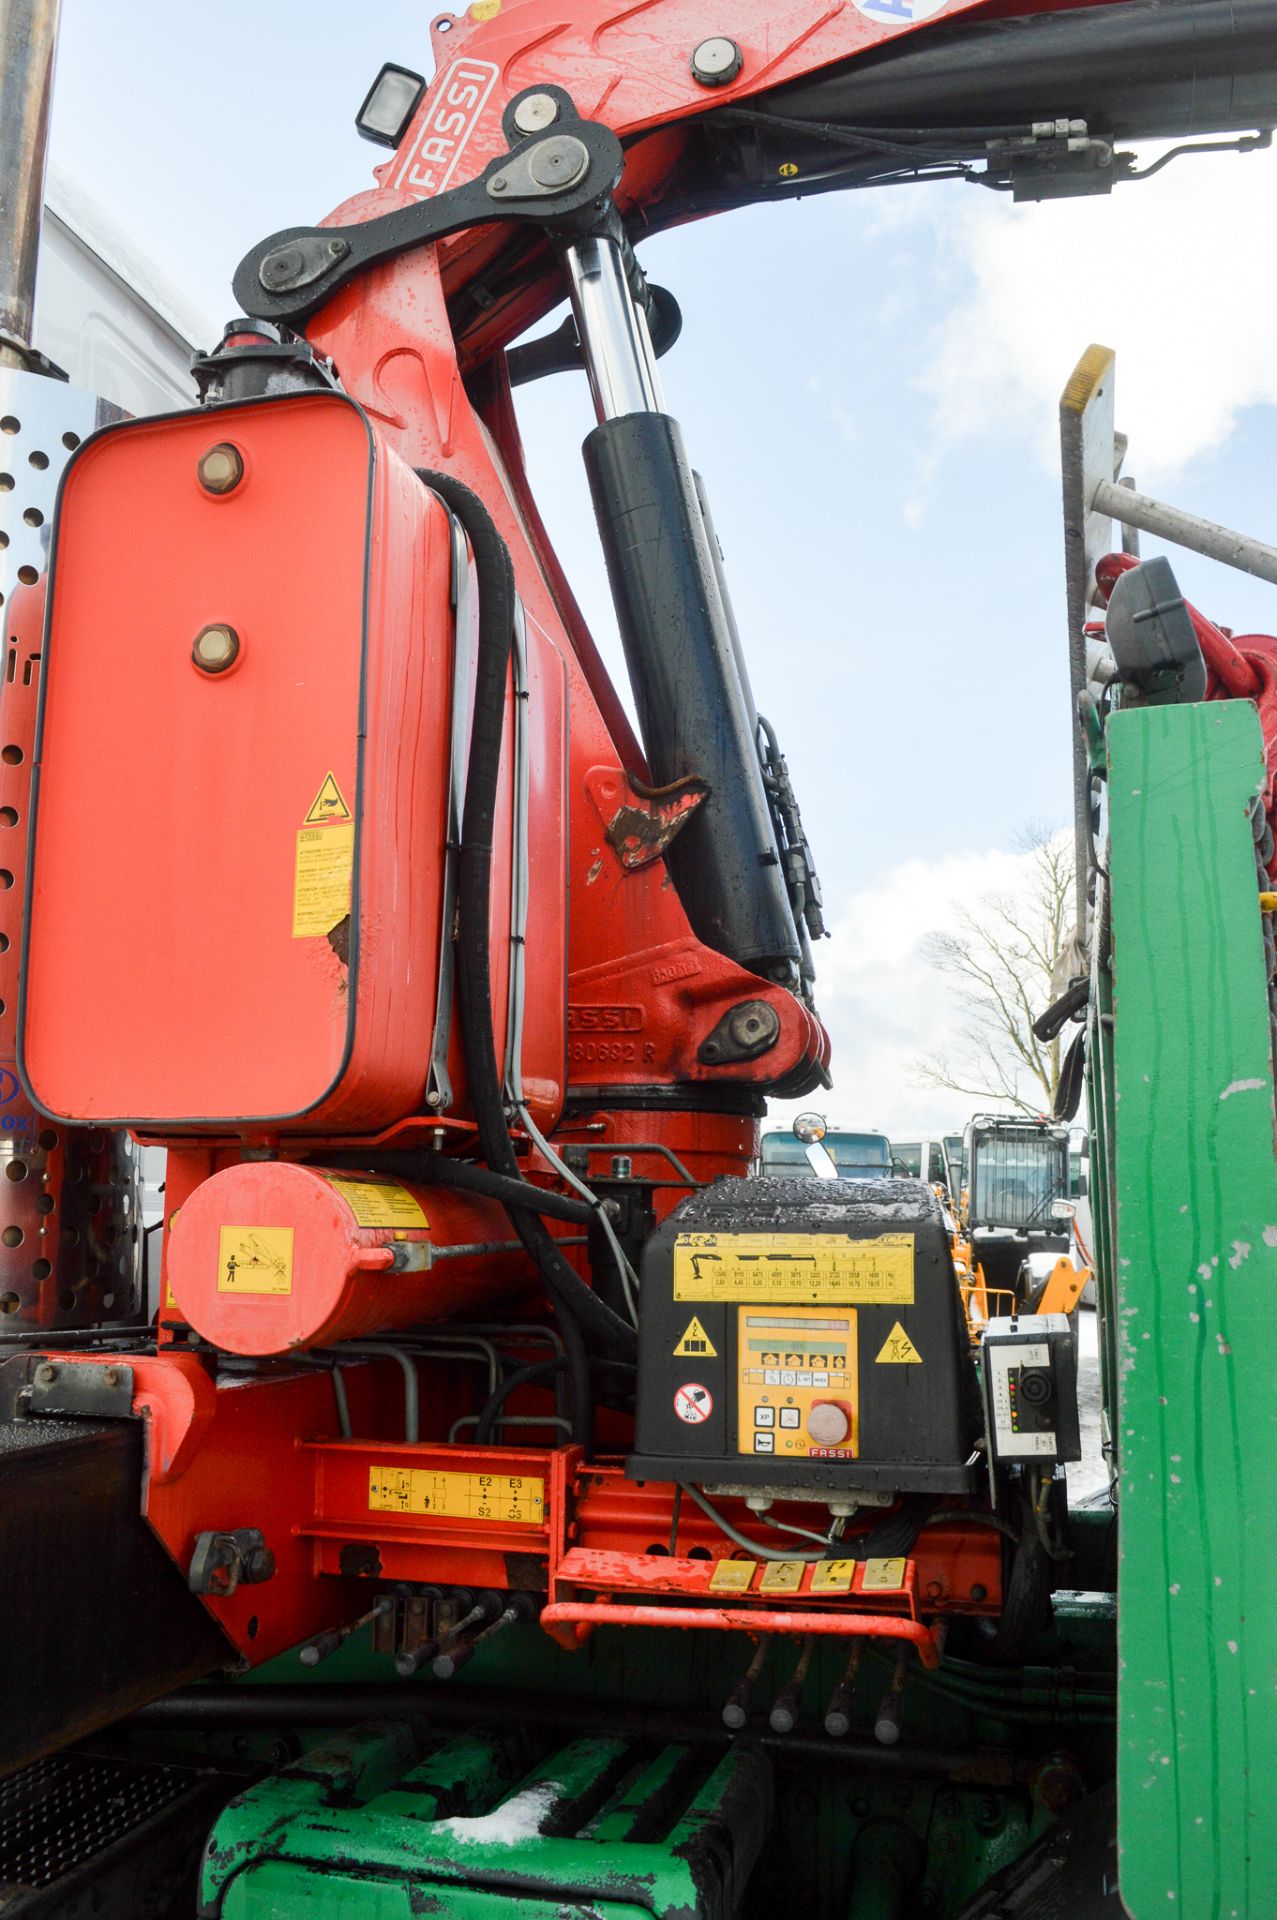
[301,0,1277,365]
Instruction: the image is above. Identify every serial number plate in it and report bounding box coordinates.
[367,1467,545,1526]
[674,1232,914,1304]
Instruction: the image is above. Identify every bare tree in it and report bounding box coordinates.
[911,828,1075,1115]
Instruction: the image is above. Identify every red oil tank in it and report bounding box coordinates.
[20,389,567,1136]
[166,1161,531,1354]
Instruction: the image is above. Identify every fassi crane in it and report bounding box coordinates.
[0,0,1275,1905]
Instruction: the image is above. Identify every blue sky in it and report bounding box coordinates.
[46,1,1277,1127]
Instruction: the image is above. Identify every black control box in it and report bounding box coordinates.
[980,1314,1081,1465]
[627,1177,980,1493]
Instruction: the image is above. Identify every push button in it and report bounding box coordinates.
[779,1407,801,1429]
[755,1406,775,1428]
[807,1401,850,1447]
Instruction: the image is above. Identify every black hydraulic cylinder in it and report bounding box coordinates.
[583,412,800,981]
[767,0,1277,145]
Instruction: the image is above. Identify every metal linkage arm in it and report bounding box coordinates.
[232,108,623,327]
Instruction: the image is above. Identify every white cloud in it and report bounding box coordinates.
[770,839,1060,1137]
[907,142,1277,493]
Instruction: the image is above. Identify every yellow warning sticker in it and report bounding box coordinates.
[217,1226,294,1295]
[875,1322,922,1365]
[861,1557,907,1592]
[304,771,353,826]
[367,1466,544,1525]
[810,1560,857,1594]
[758,1559,805,1595]
[322,1176,428,1231]
[674,1233,914,1305]
[709,1558,756,1593]
[673,1315,717,1359]
[293,823,354,938]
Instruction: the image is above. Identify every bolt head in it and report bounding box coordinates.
[197,443,244,496]
[191,624,240,676]
[690,36,743,85]
[529,135,589,191]
[35,1362,57,1386]
[513,91,559,135]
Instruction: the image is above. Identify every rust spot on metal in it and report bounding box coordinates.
[604,774,709,872]
[586,858,604,885]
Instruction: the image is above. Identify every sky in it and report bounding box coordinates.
[43,1,1277,1133]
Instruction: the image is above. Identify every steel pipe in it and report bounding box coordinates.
[1091,478,1277,588]
[0,0,60,363]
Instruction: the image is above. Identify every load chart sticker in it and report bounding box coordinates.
[673,1315,717,1358]
[674,1232,914,1305]
[673,1382,713,1424]
[709,1558,756,1593]
[321,1175,428,1230]
[217,1226,294,1296]
[367,1466,544,1525]
[294,772,354,939]
[758,1560,804,1594]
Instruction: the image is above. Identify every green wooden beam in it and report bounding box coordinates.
[1107,700,1277,1917]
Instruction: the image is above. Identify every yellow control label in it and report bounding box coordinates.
[367,1466,544,1525]
[293,823,354,938]
[709,1558,756,1593]
[674,1232,914,1304]
[861,1557,907,1592]
[736,1307,858,1460]
[304,771,353,826]
[673,1315,717,1359]
[875,1322,922,1365]
[322,1175,428,1230]
[758,1560,805,1594]
[217,1226,294,1295]
[810,1560,857,1594]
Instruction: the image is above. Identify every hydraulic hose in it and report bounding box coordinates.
[416,471,637,1451]
[474,1357,566,1446]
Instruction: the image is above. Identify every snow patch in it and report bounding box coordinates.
[437,1781,560,1845]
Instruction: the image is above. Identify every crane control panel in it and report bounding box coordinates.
[628,1177,981,1493]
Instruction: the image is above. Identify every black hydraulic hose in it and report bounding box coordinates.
[474,1357,566,1446]
[416,471,636,1452]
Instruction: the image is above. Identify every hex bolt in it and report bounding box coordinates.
[34,1362,57,1386]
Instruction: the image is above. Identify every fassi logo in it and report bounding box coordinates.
[394,59,500,200]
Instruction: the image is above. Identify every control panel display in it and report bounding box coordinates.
[736,1308,858,1458]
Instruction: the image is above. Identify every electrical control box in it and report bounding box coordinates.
[980,1314,1081,1465]
[21,390,568,1137]
[628,1177,981,1493]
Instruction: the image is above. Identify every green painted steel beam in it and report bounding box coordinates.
[1106,700,1277,1918]
[201,1721,772,1919]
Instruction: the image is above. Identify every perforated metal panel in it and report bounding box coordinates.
[0,369,140,1332]
[0,1751,191,1888]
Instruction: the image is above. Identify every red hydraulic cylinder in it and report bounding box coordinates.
[166,1161,531,1355]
